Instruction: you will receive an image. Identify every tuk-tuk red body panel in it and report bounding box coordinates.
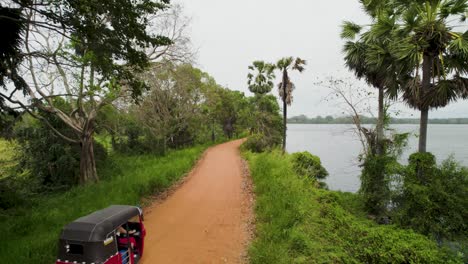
[56,253,120,264]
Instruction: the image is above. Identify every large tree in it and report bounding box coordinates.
[275,57,306,153]
[0,0,174,183]
[137,62,204,150]
[341,19,403,155]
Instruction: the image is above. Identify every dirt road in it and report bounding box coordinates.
[140,139,253,264]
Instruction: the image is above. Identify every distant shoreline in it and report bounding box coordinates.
[288,116,468,125]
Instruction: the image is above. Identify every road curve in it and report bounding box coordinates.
[140,139,252,264]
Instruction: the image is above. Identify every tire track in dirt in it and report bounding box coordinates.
[140,139,253,264]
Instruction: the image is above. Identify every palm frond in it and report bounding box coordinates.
[440,0,468,19]
[423,80,459,109]
[341,21,363,40]
[402,77,422,109]
[247,60,276,95]
[368,14,396,42]
[292,57,306,72]
[448,31,468,58]
[276,57,293,69]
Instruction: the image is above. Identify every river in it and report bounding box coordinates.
[286,124,468,193]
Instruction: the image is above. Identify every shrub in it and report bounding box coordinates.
[393,152,468,242]
[14,116,107,189]
[359,154,395,217]
[291,151,328,188]
[242,133,281,153]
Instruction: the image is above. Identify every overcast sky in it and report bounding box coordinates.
[181,0,468,118]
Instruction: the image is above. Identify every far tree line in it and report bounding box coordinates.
[288,115,468,124]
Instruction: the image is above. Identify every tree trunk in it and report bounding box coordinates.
[376,86,385,155]
[211,119,216,142]
[282,69,288,153]
[79,126,98,184]
[419,109,429,153]
[419,54,432,153]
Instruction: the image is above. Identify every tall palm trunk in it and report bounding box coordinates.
[419,54,432,153]
[282,69,288,153]
[79,121,98,184]
[376,86,385,155]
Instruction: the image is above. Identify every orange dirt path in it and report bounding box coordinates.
[140,139,252,264]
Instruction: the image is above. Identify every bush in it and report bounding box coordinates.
[291,151,328,181]
[359,154,396,217]
[242,133,281,153]
[14,116,107,189]
[393,152,468,242]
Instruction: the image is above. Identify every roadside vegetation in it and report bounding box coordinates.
[244,150,463,263]
[0,144,208,263]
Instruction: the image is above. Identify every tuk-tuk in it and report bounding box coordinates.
[56,205,146,264]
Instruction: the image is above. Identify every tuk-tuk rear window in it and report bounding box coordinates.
[68,244,84,255]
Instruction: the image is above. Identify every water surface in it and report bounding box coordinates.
[287,124,468,192]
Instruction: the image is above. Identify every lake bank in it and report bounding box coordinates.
[287,124,468,192]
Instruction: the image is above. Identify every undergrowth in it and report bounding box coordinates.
[0,144,207,263]
[244,150,462,264]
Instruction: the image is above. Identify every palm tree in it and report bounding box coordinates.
[275,57,306,153]
[383,0,468,153]
[341,7,407,216]
[247,61,276,95]
[341,25,401,155]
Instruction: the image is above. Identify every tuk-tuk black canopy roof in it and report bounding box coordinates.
[60,205,141,242]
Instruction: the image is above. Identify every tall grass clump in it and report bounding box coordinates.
[244,150,462,264]
[0,144,207,264]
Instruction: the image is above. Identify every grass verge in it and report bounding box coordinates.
[0,144,208,263]
[244,150,462,264]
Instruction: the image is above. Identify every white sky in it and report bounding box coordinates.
[181,0,468,118]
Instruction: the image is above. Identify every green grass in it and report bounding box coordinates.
[0,144,208,263]
[0,139,17,179]
[244,150,462,264]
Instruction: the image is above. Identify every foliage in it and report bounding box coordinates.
[206,87,249,139]
[359,131,408,217]
[242,133,280,153]
[14,113,108,190]
[244,150,462,264]
[247,61,276,95]
[0,144,208,263]
[242,95,283,152]
[291,151,328,188]
[392,152,468,243]
[0,0,176,183]
[94,61,253,158]
[276,57,306,106]
[0,139,16,179]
